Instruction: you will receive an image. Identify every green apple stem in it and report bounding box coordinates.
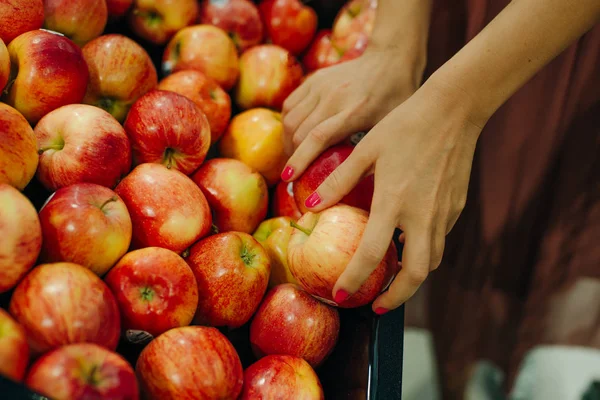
[240,244,256,266]
[290,220,313,236]
[99,196,118,211]
[181,248,190,258]
[37,144,64,154]
[86,365,100,386]
[163,148,175,169]
[140,287,154,301]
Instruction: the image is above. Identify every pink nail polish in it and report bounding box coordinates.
[281,166,294,181]
[374,307,389,315]
[305,192,321,208]
[334,289,349,304]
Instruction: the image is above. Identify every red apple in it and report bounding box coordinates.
[9,262,121,356]
[332,0,377,41]
[0,308,29,382]
[136,326,243,400]
[2,30,89,125]
[259,0,317,56]
[302,28,369,72]
[163,25,239,91]
[240,354,324,400]
[272,180,302,220]
[35,104,132,192]
[38,183,133,276]
[0,38,8,92]
[0,103,38,190]
[198,0,263,52]
[106,0,132,18]
[287,204,399,308]
[0,0,44,44]
[43,0,108,46]
[0,184,42,294]
[25,343,139,400]
[128,0,199,45]
[157,70,231,144]
[250,284,340,367]
[185,231,270,328]
[191,158,268,234]
[114,163,212,253]
[82,34,158,123]
[294,143,374,214]
[235,44,303,111]
[123,90,210,175]
[104,247,199,338]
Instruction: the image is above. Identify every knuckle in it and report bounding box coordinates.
[283,116,297,134]
[359,242,387,265]
[406,268,428,286]
[292,133,304,148]
[308,126,329,145]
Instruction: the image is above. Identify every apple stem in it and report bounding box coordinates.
[99,196,118,211]
[290,220,312,236]
[163,148,175,169]
[240,244,256,266]
[181,248,190,258]
[37,144,64,154]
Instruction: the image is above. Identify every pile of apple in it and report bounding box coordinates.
[0,0,399,398]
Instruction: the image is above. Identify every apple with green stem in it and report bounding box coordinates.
[128,0,199,45]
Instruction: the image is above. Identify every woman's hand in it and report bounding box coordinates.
[304,78,484,313]
[280,47,425,181]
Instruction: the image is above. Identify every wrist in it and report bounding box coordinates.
[364,41,428,90]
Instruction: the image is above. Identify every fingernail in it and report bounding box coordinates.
[334,289,349,304]
[305,191,321,208]
[374,307,389,315]
[281,166,294,181]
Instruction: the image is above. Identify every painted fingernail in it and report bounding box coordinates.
[281,166,294,181]
[374,307,389,315]
[334,289,349,304]
[305,192,321,208]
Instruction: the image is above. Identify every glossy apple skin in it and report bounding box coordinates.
[163,25,239,91]
[259,0,317,56]
[272,180,302,220]
[82,34,158,123]
[3,30,89,125]
[191,158,268,234]
[43,0,108,46]
[219,108,287,186]
[199,0,263,52]
[105,247,199,338]
[38,183,133,276]
[264,224,298,287]
[0,308,29,382]
[294,144,374,214]
[0,38,8,92]
[253,216,291,244]
[250,284,339,367]
[115,163,212,253]
[157,70,231,145]
[332,0,377,40]
[136,326,243,400]
[106,0,133,17]
[0,0,44,44]
[302,28,369,72]
[35,104,132,192]
[235,44,303,111]
[128,0,199,45]
[240,354,324,400]
[9,262,121,356]
[185,232,270,328]
[25,343,139,400]
[288,204,399,308]
[0,184,42,294]
[124,90,211,175]
[0,103,38,191]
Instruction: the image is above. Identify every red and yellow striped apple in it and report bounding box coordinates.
[0,104,38,190]
[0,38,8,92]
[128,0,199,45]
[0,0,44,44]
[272,180,302,220]
[0,308,29,382]
[42,0,108,46]
[259,0,317,56]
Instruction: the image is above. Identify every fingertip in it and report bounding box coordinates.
[280,165,294,182]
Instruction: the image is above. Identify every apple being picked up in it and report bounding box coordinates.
[38,183,132,276]
[35,104,132,191]
[272,180,302,220]
[199,0,263,52]
[82,34,158,123]
[219,108,287,186]
[0,103,38,191]
[9,262,121,356]
[128,0,199,45]
[42,0,108,46]
[192,158,268,234]
[235,44,303,111]
[25,343,139,400]
[115,163,212,253]
[157,70,231,144]
[185,232,270,328]
[0,309,29,382]
[0,39,8,92]
[105,247,199,338]
[136,326,243,400]
[240,354,324,400]
[2,30,89,125]
[0,0,44,44]
[163,25,239,91]
[0,184,42,294]
[288,204,399,308]
[250,284,340,367]
[124,90,211,175]
[259,0,317,56]
[293,143,374,214]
